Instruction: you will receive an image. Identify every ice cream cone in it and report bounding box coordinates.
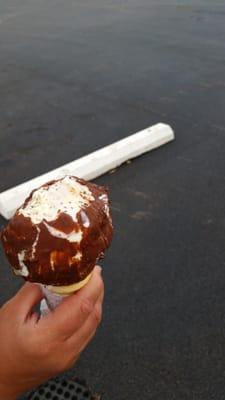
[47,273,92,295]
[1,175,113,316]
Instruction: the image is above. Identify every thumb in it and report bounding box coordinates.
[13,282,44,318]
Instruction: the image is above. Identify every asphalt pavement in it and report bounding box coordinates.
[0,1,225,399]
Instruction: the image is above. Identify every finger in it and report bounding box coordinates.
[67,292,104,353]
[42,266,104,339]
[72,302,102,353]
[12,282,44,320]
[68,329,96,369]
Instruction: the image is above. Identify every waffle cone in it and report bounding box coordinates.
[47,273,92,295]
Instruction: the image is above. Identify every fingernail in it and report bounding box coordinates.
[96,265,102,274]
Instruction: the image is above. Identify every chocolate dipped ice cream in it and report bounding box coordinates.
[1,176,113,294]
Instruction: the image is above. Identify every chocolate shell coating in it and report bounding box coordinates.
[1,176,113,285]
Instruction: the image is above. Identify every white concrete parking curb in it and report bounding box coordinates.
[0,123,175,219]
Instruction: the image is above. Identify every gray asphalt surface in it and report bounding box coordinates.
[0,1,225,399]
